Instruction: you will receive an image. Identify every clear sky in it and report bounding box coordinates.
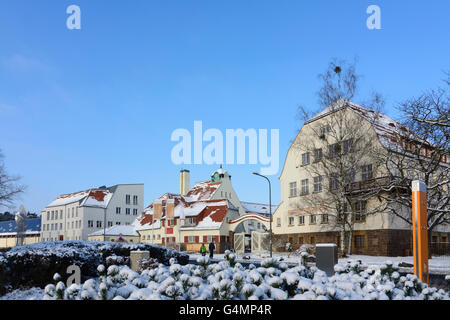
[0,0,448,214]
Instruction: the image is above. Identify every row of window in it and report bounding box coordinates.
[279,205,367,227]
[287,234,366,248]
[42,236,82,242]
[220,191,232,199]
[140,235,226,244]
[43,220,131,232]
[116,207,139,215]
[125,195,139,205]
[289,165,373,197]
[46,207,78,221]
[300,139,354,166]
[42,220,82,231]
[285,214,328,226]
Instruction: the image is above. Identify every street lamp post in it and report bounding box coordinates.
[252,172,272,258]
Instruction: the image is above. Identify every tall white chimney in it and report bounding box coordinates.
[180,169,190,196]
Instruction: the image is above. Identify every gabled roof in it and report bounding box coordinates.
[46,187,113,208]
[137,199,235,231]
[184,180,221,201]
[0,218,41,235]
[305,99,420,151]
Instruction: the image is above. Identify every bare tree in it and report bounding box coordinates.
[293,60,387,256]
[398,72,449,129]
[376,76,449,232]
[0,149,26,209]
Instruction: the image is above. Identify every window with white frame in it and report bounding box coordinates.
[330,174,339,190]
[126,208,130,215]
[314,148,323,162]
[302,152,310,165]
[301,179,309,195]
[298,215,305,225]
[125,194,131,205]
[288,217,294,225]
[133,195,138,205]
[310,215,317,224]
[289,182,297,197]
[343,138,354,153]
[362,164,373,181]
[354,201,367,221]
[88,220,93,228]
[313,176,322,192]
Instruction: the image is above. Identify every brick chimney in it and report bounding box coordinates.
[180,169,190,196]
[166,199,175,219]
[153,199,162,219]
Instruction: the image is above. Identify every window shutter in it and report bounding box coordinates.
[195,236,199,243]
[203,236,207,243]
[174,219,177,226]
[184,236,188,243]
[215,236,219,243]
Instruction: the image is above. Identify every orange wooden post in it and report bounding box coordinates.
[411,180,429,284]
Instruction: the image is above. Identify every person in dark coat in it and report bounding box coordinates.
[209,241,216,258]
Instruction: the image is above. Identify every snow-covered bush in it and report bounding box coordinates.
[36,257,449,301]
[0,241,188,291]
[224,250,237,267]
[106,255,129,267]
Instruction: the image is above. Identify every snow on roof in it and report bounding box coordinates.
[0,218,41,235]
[305,99,420,152]
[241,201,278,215]
[138,199,233,231]
[88,225,138,237]
[181,201,230,230]
[81,190,113,208]
[46,187,113,208]
[185,180,221,201]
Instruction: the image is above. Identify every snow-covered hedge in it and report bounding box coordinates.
[0,241,188,294]
[42,252,449,300]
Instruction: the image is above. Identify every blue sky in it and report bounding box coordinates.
[0,0,448,214]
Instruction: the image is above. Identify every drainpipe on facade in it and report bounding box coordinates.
[103,207,106,242]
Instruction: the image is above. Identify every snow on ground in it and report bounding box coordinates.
[3,255,448,300]
[188,252,450,274]
[1,253,449,300]
[339,255,450,275]
[0,287,44,300]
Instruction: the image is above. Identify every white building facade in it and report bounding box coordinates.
[40,184,144,241]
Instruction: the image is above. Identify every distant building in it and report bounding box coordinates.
[40,184,144,241]
[134,168,273,253]
[0,218,41,249]
[88,225,140,243]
